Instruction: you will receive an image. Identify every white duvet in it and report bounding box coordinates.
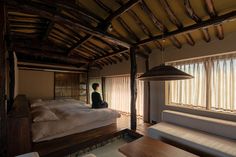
[31,99,120,142]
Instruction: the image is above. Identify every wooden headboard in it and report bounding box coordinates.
[7,95,32,157]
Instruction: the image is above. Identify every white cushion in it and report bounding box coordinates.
[162,110,236,139]
[148,122,236,157]
[31,107,59,122]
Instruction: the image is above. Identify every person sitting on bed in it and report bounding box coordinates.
[91,83,108,109]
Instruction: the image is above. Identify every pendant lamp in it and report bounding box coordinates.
[139,39,194,81]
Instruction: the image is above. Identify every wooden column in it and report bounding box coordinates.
[8,49,15,111]
[0,1,7,156]
[130,47,137,130]
[145,58,151,123]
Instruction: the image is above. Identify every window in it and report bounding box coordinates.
[167,53,236,113]
[104,75,144,116]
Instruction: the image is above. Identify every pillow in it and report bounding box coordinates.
[32,108,59,122]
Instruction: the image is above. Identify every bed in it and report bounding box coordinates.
[30,98,121,142]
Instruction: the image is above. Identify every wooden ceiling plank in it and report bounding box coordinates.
[99,0,140,30]
[136,11,236,46]
[7,0,131,48]
[92,36,120,51]
[14,47,90,64]
[160,0,194,46]
[184,0,211,43]
[68,35,91,56]
[81,44,104,56]
[139,1,181,49]
[94,0,113,14]
[204,0,224,40]
[128,9,162,50]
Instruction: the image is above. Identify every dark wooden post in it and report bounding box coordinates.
[130,47,137,130]
[0,1,7,156]
[8,49,15,111]
[145,58,151,123]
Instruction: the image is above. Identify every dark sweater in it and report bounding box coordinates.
[92,91,102,108]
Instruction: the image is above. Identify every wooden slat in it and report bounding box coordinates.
[204,0,224,40]
[130,47,137,130]
[136,11,236,46]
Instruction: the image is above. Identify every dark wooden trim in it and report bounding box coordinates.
[135,11,236,46]
[145,58,150,123]
[130,47,137,130]
[0,1,7,156]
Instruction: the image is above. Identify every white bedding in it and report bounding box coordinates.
[31,99,121,142]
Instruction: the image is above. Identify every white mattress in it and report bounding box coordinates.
[31,99,120,142]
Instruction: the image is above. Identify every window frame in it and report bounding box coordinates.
[165,53,236,114]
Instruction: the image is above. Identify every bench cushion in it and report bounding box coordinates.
[162,110,236,139]
[148,122,236,157]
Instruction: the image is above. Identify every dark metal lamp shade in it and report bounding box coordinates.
[139,64,194,81]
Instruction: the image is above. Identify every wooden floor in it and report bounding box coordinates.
[33,114,151,157]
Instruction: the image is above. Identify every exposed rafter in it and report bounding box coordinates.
[135,11,236,46]
[65,0,140,57]
[68,35,91,56]
[99,0,140,30]
[204,0,224,40]
[184,0,211,42]
[160,0,195,46]
[13,47,90,64]
[7,0,131,48]
[139,0,182,49]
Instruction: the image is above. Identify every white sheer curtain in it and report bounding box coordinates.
[167,53,236,112]
[168,61,207,108]
[210,56,236,111]
[105,75,144,116]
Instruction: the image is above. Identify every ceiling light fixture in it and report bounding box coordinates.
[139,39,194,81]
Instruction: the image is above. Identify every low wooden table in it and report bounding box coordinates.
[119,136,199,157]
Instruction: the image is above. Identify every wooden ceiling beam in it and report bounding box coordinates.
[139,1,182,49]
[184,0,211,43]
[160,0,194,46]
[94,0,113,14]
[68,35,91,56]
[128,9,162,50]
[93,48,128,62]
[135,11,236,46]
[7,0,131,48]
[66,0,138,55]
[14,47,90,64]
[204,0,224,40]
[99,0,140,30]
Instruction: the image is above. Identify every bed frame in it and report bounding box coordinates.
[7,95,139,157]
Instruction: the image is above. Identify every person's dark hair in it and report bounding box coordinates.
[92,83,99,90]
